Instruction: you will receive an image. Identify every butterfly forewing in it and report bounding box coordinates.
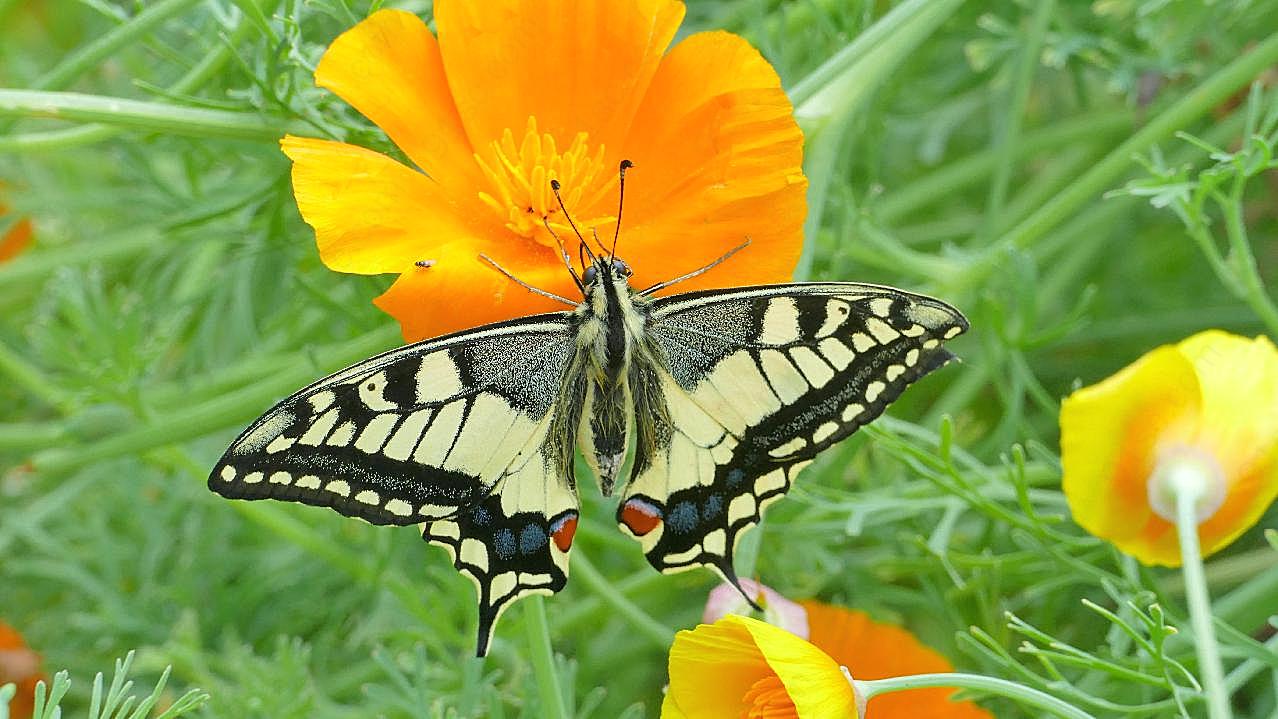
[616,283,968,583]
[209,313,582,654]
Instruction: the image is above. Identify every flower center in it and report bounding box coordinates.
[475,116,615,249]
[1147,443,1228,524]
[741,674,798,719]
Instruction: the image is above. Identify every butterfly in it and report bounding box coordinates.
[208,162,968,656]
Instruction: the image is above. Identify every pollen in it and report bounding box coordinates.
[475,116,615,248]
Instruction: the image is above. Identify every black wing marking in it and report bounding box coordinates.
[617,283,968,588]
[208,312,582,655]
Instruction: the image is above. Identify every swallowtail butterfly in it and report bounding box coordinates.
[209,164,968,656]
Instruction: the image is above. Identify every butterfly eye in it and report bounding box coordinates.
[612,259,632,276]
[583,266,598,284]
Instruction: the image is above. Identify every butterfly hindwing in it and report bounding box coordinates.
[209,313,581,655]
[617,283,968,584]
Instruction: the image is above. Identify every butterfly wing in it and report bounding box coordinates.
[209,312,583,655]
[618,283,968,586]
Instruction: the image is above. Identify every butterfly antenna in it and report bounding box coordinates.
[551,179,607,259]
[542,215,585,294]
[611,159,633,258]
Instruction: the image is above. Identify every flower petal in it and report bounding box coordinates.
[702,579,810,638]
[1179,331,1278,558]
[740,616,859,719]
[373,241,578,342]
[314,9,481,195]
[1061,345,1202,566]
[663,616,774,718]
[801,601,992,718]
[619,30,807,294]
[281,136,501,275]
[434,0,684,155]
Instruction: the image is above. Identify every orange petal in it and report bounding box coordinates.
[313,9,481,197]
[0,215,33,263]
[801,602,992,719]
[663,617,775,718]
[373,241,579,342]
[0,622,45,719]
[619,30,807,294]
[281,136,501,275]
[434,0,684,155]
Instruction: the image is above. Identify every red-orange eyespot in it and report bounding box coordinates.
[549,512,579,552]
[620,498,663,536]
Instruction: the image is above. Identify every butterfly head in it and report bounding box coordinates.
[582,256,633,289]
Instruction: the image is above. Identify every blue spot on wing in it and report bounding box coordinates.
[519,524,548,554]
[493,527,516,560]
[667,501,699,534]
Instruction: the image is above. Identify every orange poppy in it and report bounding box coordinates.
[0,198,33,263]
[0,622,45,719]
[282,0,807,341]
[1061,330,1278,566]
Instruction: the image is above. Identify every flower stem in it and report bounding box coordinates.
[854,672,1094,719]
[524,595,568,719]
[1172,472,1233,719]
[571,551,672,649]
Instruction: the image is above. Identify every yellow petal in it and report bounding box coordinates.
[1061,344,1201,566]
[663,616,773,718]
[1179,331,1278,558]
[314,9,482,198]
[281,136,500,275]
[740,616,859,719]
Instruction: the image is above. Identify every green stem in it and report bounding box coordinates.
[571,551,672,649]
[29,0,203,91]
[1173,477,1233,719]
[0,90,299,142]
[524,596,568,719]
[855,672,1094,719]
[0,339,74,412]
[966,32,1278,286]
[980,0,1055,243]
[1219,184,1278,336]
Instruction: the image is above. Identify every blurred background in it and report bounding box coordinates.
[2,0,1277,717]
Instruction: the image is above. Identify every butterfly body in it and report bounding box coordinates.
[210,252,967,655]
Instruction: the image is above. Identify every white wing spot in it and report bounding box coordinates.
[490,572,517,599]
[885,364,905,382]
[943,325,963,339]
[325,480,351,497]
[385,499,413,517]
[268,471,292,485]
[865,317,900,344]
[869,297,894,318]
[813,421,839,444]
[817,299,851,338]
[296,475,321,489]
[243,471,264,484]
[359,371,399,412]
[755,469,786,495]
[923,338,940,349]
[383,409,433,461]
[327,421,357,447]
[761,297,801,344]
[414,401,465,465]
[865,381,886,403]
[299,408,339,446]
[759,349,807,404]
[842,403,865,422]
[432,520,461,540]
[905,348,920,366]
[416,352,463,403]
[460,538,489,572]
[219,465,236,482]
[703,529,727,556]
[768,436,807,458]
[308,391,336,412]
[728,494,757,524]
[851,333,876,352]
[902,324,925,337]
[789,346,835,387]
[818,337,855,371]
[355,489,380,505]
[355,413,399,453]
[265,434,296,454]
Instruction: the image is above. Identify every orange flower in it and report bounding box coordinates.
[667,590,991,718]
[0,197,33,263]
[0,622,45,719]
[1061,330,1278,566]
[283,0,807,341]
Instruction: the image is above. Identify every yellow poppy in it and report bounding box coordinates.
[665,599,991,718]
[283,0,807,341]
[1061,330,1278,566]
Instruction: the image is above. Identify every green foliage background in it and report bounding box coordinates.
[2,0,1277,717]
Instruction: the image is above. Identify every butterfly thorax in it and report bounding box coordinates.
[573,257,653,496]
